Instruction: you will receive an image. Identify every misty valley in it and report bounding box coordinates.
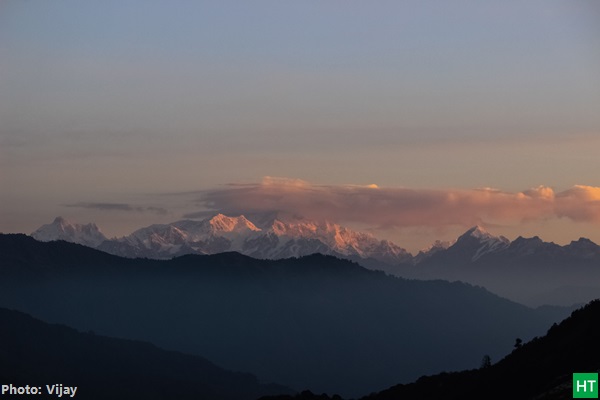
[32,214,600,308]
[1,232,597,399]
[4,2,598,398]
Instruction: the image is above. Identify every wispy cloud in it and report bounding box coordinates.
[64,202,167,215]
[197,177,600,228]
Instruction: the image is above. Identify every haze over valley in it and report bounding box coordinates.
[1,1,599,398]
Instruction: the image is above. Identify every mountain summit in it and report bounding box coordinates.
[29,217,600,305]
[454,225,511,261]
[401,226,600,306]
[31,216,107,247]
[33,214,412,265]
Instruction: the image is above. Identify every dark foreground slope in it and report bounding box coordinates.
[0,234,565,397]
[363,299,600,400]
[0,307,289,400]
[260,300,600,400]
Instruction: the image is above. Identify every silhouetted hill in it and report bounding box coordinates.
[30,214,600,307]
[0,233,135,277]
[360,300,600,400]
[0,234,568,397]
[259,301,600,400]
[0,307,289,400]
[259,391,343,400]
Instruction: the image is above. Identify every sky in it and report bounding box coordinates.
[1,1,599,252]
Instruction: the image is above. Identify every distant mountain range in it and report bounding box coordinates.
[31,215,600,306]
[399,226,600,306]
[0,234,570,397]
[32,215,412,264]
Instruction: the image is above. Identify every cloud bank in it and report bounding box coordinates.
[199,177,600,228]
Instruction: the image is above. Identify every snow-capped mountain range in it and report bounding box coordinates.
[398,225,600,306]
[32,214,412,265]
[31,216,600,268]
[29,215,600,306]
[32,217,107,248]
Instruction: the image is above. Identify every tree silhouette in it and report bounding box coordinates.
[480,354,491,369]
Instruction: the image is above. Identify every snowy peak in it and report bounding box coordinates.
[53,216,67,225]
[141,225,188,245]
[209,214,261,233]
[269,219,355,241]
[31,216,107,247]
[31,214,411,265]
[30,216,600,275]
[414,240,454,263]
[423,240,453,253]
[262,218,411,262]
[458,225,494,242]
[445,226,510,262]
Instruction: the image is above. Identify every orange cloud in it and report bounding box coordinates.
[555,185,600,222]
[199,178,600,228]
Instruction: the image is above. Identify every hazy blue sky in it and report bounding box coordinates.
[1,1,599,251]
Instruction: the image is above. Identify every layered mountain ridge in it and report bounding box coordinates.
[0,233,567,397]
[31,215,600,306]
[401,225,600,306]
